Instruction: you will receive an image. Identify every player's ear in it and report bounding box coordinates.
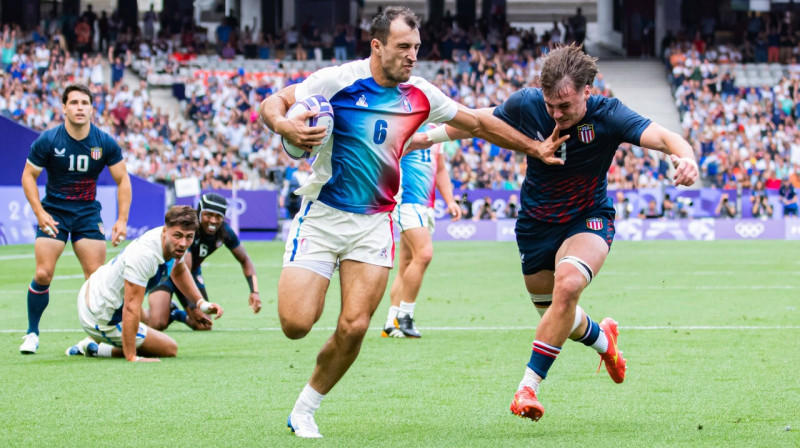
[584,84,591,99]
[371,38,382,55]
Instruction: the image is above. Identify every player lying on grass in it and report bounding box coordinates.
[65,206,223,362]
[143,193,261,331]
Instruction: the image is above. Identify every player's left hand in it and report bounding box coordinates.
[249,292,262,314]
[670,154,699,186]
[446,200,462,221]
[111,219,128,246]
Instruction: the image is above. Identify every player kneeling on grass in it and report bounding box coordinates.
[65,206,224,362]
[143,193,261,331]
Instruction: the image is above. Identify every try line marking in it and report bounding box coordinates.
[2,325,799,334]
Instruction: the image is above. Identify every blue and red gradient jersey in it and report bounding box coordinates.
[27,123,123,207]
[493,88,651,223]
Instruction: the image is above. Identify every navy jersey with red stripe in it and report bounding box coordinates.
[189,222,240,271]
[27,124,123,207]
[493,88,651,223]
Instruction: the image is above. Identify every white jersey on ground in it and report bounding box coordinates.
[85,226,176,326]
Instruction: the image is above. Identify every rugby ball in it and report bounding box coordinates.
[281,95,334,159]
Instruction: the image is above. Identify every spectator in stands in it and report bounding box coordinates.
[638,199,663,219]
[779,178,798,217]
[716,193,737,218]
[474,196,497,221]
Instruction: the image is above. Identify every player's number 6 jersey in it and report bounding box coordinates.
[294,59,458,215]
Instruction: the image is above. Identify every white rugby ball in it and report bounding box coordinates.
[281,95,334,159]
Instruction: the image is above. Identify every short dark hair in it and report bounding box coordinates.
[62,83,93,105]
[540,44,598,98]
[165,206,198,230]
[370,6,420,45]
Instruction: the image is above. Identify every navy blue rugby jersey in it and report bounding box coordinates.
[493,88,651,223]
[190,221,240,271]
[27,124,123,204]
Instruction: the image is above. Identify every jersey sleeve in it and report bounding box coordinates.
[605,98,652,145]
[223,223,241,250]
[104,132,124,166]
[492,88,528,129]
[122,246,158,287]
[26,133,50,169]
[294,64,352,101]
[415,79,458,125]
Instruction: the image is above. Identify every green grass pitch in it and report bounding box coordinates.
[1,240,798,447]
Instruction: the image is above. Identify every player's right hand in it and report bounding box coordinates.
[534,127,569,165]
[279,109,328,152]
[36,212,59,237]
[132,356,161,363]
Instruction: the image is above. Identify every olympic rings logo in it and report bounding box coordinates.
[446,224,477,239]
[734,223,765,238]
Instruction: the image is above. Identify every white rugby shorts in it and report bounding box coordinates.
[77,281,147,348]
[391,202,435,234]
[283,199,395,269]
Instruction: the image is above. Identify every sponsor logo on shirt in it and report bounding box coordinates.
[54,147,66,157]
[402,97,412,112]
[356,95,368,107]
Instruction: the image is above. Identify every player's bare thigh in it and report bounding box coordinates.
[278,266,330,339]
[555,232,610,277]
[145,289,172,330]
[72,238,107,279]
[401,226,434,265]
[33,238,67,283]
[523,232,609,294]
[137,327,177,358]
[338,260,390,332]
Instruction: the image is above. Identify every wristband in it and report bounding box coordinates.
[426,125,451,143]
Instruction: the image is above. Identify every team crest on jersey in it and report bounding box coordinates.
[90,147,102,160]
[577,124,595,144]
[586,218,603,231]
[402,97,412,112]
[356,95,368,107]
[54,147,66,157]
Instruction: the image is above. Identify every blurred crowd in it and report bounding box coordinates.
[10,6,800,221]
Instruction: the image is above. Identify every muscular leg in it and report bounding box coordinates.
[106,327,178,358]
[524,271,589,340]
[72,238,107,279]
[278,267,331,339]
[309,260,389,394]
[26,238,66,335]
[388,234,412,308]
[389,227,433,307]
[537,233,610,347]
[145,289,173,331]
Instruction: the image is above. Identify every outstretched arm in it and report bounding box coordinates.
[443,105,567,164]
[638,122,699,186]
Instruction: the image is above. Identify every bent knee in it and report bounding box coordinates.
[414,250,434,266]
[34,268,54,284]
[281,319,313,340]
[163,343,177,357]
[337,316,371,340]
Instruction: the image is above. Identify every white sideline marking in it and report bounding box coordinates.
[0,248,121,261]
[2,325,798,334]
[628,285,798,290]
